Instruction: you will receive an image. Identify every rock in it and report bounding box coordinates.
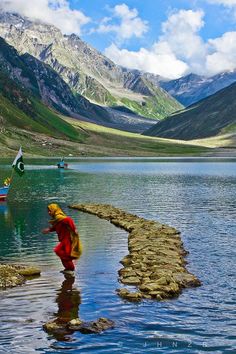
[116,288,129,298]
[172,273,201,287]
[0,263,41,290]
[44,317,114,336]
[43,319,65,332]
[117,288,142,301]
[121,276,140,285]
[120,255,131,266]
[139,282,166,292]
[69,318,83,326]
[43,319,74,340]
[118,268,137,278]
[154,276,169,286]
[68,317,114,333]
[149,291,163,299]
[11,265,41,276]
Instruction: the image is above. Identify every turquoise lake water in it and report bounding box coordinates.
[0,158,235,353]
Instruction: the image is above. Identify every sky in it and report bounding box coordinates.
[0,0,236,79]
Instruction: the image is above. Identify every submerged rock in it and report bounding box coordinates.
[43,319,74,340]
[44,317,114,336]
[70,203,201,301]
[0,263,41,290]
[68,317,115,334]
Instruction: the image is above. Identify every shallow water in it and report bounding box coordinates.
[0,158,235,353]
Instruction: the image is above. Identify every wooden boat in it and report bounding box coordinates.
[0,185,10,201]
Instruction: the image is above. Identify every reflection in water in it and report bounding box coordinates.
[14,219,26,240]
[55,275,81,323]
[0,201,11,222]
[47,275,81,341]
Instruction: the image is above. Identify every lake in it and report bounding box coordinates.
[0,158,235,353]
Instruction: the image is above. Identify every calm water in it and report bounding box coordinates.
[0,158,235,354]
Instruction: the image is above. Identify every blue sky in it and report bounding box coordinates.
[72,0,236,51]
[1,0,236,78]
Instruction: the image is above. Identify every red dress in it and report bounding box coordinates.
[50,216,76,271]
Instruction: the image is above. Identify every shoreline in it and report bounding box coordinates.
[70,203,201,301]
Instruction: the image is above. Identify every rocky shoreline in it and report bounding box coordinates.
[0,263,41,289]
[70,203,201,301]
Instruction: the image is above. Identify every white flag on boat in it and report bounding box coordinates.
[12,147,24,176]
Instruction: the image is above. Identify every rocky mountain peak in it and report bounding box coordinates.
[0,11,60,33]
[0,11,182,120]
[160,70,236,106]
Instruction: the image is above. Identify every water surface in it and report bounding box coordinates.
[0,158,235,353]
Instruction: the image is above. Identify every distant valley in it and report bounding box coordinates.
[0,10,236,156]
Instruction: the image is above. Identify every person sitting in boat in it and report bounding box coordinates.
[57,157,68,169]
[3,177,11,186]
[57,158,64,167]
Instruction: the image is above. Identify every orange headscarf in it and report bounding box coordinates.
[48,203,67,225]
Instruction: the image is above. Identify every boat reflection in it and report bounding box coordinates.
[0,201,11,222]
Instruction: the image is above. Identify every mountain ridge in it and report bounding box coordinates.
[0,11,182,121]
[143,82,236,140]
[160,71,236,107]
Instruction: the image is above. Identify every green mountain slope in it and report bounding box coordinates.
[0,83,87,142]
[0,12,183,121]
[0,41,88,142]
[143,82,236,140]
[0,37,161,133]
[0,36,113,124]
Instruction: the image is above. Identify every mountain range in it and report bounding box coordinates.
[143,82,236,140]
[160,71,236,107]
[0,10,236,154]
[0,34,208,157]
[0,11,182,129]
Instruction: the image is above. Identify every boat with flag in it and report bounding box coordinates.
[0,147,24,201]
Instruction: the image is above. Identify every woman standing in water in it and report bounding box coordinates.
[42,203,78,276]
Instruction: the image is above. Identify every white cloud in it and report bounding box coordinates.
[105,10,206,79]
[105,43,188,79]
[206,32,236,74]
[96,3,148,41]
[159,10,207,70]
[207,0,236,6]
[207,0,236,19]
[105,9,236,78]
[0,0,90,35]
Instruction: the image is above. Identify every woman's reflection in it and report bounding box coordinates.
[44,274,81,341]
[55,274,81,324]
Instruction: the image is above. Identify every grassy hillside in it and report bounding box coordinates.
[143,82,236,140]
[0,90,87,141]
[0,45,89,143]
[0,78,88,143]
[0,110,211,157]
[61,117,210,157]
